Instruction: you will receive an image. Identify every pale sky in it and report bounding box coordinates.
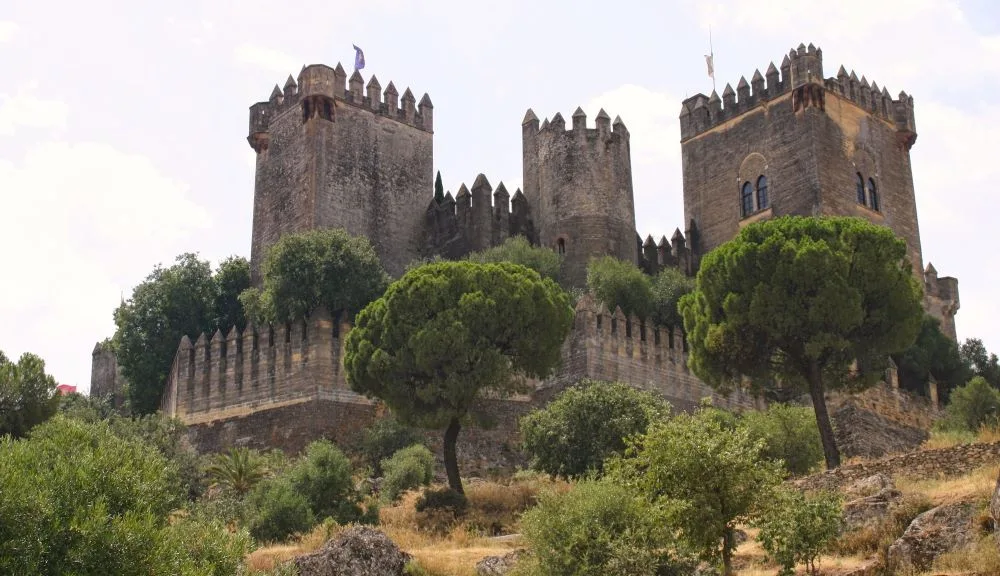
[1,0,997,392]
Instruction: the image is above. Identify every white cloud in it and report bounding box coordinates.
[0,141,211,392]
[0,21,18,43]
[234,43,300,75]
[585,85,685,238]
[0,82,69,136]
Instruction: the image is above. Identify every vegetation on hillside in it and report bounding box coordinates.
[679,216,925,469]
[0,349,59,438]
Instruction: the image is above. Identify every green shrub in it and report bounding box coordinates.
[650,267,695,328]
[518,479,693,576]
[361,417,424,476]
[288,439,362,523]
[381,444,435,501]
[467,235,563,282]
[161,517,254,576]
[205,446,268,496]
[741,403,824,476]
[0,417,185,574]
[586,256,654,319]
[248,479,316,543]
[519,380,670,479]
[753,487,842,576]
[940,376,1000,432]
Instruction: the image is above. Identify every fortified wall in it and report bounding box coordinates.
[160,293,758,460]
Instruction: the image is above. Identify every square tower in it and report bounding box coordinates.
[679,43,958,338]
[248,64,434,283]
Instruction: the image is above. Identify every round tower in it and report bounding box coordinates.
[521,107,637,287]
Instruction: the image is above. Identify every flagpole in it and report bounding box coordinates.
[709,26,715,93]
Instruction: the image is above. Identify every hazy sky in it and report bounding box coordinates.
[1,0,997,392]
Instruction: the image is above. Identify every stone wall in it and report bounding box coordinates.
[90,341,126,408]
[795,441,1000,493]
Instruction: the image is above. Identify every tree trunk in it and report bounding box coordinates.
[443,416,464,495]
[722,526,734,576]
[807,361,841,469]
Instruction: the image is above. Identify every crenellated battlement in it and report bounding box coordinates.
[159,307,373,424]
[423,174,536,259]
[523,107,629,141]
[247,63,432,152]
[636,220,700,277]
[679,43,917,146]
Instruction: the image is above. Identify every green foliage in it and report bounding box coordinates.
[740,403,824,476]
[467,235,563,282]
[519,380,670,479]
[288,439,362,523]
[753,487,843,576]
[940,376,1000,432]
[0,350,59,438]
[248,479,316,543]
[586,256,653,319]
[518,478,693,576]
[650,267,695,328]
[895,315,970,399]
[114,253,252,415]
[960,338,1000,389]
[434,170,444,204]
[107,412,208,500]
[161,517,254,576]
[206,446,268,496]
[381,444,435,501]
[212,255,251,332]
[0,417,183,574]
[679,216,924,469]
[361,416,425,477]
[345,260,574,492]
[244,228,390,324]
[610,407,783,574]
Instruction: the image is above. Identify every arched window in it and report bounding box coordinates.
[756,175,769,210]
[556,238,566,255]
[856,172,866,205]
[868,178,880,212]
[740,182,754,217]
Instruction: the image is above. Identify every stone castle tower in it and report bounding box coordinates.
[679,43,959,338]
[522,108,637,286]
[247,64,434,282]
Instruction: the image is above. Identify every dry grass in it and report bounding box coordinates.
[920,425,1000,451]
[894,464,997,507]
[926,534,1000,575]
[245,519,346,573]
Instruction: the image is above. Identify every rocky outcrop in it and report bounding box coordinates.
[844,473,894,499]
[475,549,526,576]
[295,527,411,576]
[886,500,977,572]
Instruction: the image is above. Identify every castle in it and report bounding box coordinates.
[93,43,960,461]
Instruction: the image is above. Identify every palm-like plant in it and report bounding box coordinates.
[205,446,267,496]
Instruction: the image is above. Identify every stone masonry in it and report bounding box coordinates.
[93,43,961,464]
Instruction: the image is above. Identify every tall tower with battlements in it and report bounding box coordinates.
[522,107,637,287]
[247,64,434,283]
[678,43,958,339]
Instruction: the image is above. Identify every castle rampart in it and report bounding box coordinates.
[636,224,699,277]
[422,175,536,260]
[522,107,637,287]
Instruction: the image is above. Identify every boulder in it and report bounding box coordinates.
[842,488,903,530]
[475,549,525,576]
[295,526,411,576]
[845,473,895,498]
[886,500,977,572]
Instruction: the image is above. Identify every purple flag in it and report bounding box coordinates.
[353,44,365,70]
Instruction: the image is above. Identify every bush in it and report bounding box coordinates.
[361,417,424,477]
[650,267,695,328]
[205,446,267,497]
[753,487,842,576]
[288,439,362,523]
[0,417,186,574]
[248,479,316,543]
[586,256,654,319]
[940,376,1000,432]
[381,444,435,501]
[416,487,468,514]
[467,235,563,283]
[161,517,254,576]
[741,403,824,476]
[518,479,693,576]
[520,380,670,479]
